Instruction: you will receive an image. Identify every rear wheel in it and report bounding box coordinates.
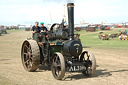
[80,51,96,76]
[51,52,65,80]
[21,40,40,72]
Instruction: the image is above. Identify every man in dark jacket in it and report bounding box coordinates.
[32,22,40,39]
[32,22,40,33]
[40,22,48,32]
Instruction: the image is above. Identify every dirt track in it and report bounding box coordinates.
[0,30,128,85]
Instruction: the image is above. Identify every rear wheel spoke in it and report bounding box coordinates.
[25,45,29,50]
[23,53,28,55]
[24,60,28,64]
[25,45,31,52]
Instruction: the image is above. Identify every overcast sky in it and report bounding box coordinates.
[0,0,128,25]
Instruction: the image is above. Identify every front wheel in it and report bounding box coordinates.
[51,52,65,80]
[80,51,96,76]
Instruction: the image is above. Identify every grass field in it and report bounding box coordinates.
[5,28,128,50]
[75,28,128,50]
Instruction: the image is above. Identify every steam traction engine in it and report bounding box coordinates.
[21,3,96,80]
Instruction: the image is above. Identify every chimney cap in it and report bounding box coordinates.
[67,3,74,7]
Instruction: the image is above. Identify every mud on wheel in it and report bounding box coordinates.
[80,51,96,76]
[51,52,65,80]
[21,40,40,72]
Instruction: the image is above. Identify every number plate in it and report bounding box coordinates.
[68,65,85,72]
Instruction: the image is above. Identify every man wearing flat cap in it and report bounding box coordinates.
[32,22,40,38]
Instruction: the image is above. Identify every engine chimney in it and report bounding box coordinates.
[67,3,74,40]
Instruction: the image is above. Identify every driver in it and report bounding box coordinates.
[32,22,40,38]
[40,22,48,33]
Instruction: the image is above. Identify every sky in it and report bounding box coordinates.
[0,0,128,26]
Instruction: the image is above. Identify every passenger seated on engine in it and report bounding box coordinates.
[40,22,48,33]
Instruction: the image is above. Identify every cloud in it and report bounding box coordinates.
[0,0,128,25]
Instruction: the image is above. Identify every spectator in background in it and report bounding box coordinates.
[125,30,127,35]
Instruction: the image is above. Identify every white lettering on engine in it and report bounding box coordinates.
[69,66,84,71]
